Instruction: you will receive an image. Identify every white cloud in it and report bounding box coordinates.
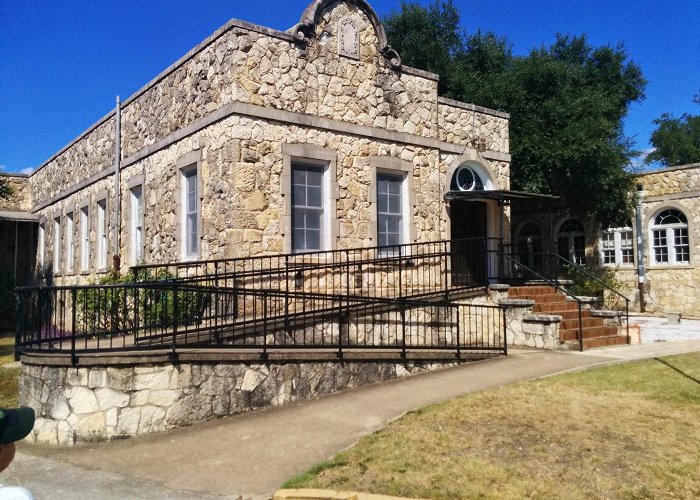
[18,167,34,175]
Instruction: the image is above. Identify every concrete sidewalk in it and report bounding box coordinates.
[6,339,700,500]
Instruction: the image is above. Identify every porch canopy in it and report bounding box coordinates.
[444,189,559,205]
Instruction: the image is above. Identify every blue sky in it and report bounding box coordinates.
[1,0,698,174]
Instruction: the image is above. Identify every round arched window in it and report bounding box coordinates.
[452,166,485,192]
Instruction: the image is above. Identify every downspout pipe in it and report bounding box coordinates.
[113,96,122,273]
[635,189,646,312]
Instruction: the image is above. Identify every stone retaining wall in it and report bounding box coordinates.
[20,358,453,446]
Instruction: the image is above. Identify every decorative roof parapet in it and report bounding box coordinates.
[289,0,402,69]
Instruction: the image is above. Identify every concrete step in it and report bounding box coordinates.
[582,335,629,349]
[560,326,619,342]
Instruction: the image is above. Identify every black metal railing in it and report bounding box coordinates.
[548,253,630,345]
[15,238,509,361]
[15,280,507,361]
[503,253,587,351]
[130,238,502,300]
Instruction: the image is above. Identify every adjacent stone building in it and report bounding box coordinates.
[510,162,700,317]
[20,0,511,290]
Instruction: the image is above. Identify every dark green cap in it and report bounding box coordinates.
[0,407,35,444]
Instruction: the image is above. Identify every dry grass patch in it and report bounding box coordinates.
[285,353,700,499]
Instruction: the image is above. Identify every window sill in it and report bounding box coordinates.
[647,264,693,271]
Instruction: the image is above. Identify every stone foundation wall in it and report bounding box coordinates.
[20,358,454,446]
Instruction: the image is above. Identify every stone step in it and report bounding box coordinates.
[582,335,629,349]
[560,317,605,330]
[560,326,619,342]
[508,286,557,297]
[533,302,581,313]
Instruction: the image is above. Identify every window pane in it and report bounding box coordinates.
[292,164,324,252]
[377,174,403,252]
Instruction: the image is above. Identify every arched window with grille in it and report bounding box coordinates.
[517,223,543,269]
[557,219,585,264]
[650,209,689,265]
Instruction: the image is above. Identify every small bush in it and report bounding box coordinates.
[77,269,208,335]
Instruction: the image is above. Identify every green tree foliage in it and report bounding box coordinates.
[384,1,646,226]
[646,92,700,166]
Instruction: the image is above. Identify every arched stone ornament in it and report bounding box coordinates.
[338,17,359,59]
[290,0,402,69]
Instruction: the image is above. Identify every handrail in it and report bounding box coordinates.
[503,253,585,351]
[549,253,630,345]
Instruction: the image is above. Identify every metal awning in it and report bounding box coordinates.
[0,210,39,222]
[444,189,559,204]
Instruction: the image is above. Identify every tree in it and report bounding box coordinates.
[645,92,700,166]
[384,2,646,226]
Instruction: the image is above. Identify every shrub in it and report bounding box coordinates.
[77,269,209,335]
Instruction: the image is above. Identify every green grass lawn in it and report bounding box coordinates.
[285,353,700,499]
[0,335,19,407]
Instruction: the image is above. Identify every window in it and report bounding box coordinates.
[601,227,634,267]
[292,163,324,252]
[65,212,74,272]
[557,219,585,264]
[96,199,107,270]
[53,216,61,274]
[38,223,45,269]
[181,167,199,260]
[517,223,542,269]
[80,206,90,272]
[376,173,404,252]
[650,209,689,265]
[130,185,143,265]
[451,166,485,192]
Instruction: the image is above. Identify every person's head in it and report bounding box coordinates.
[0,407,35,473]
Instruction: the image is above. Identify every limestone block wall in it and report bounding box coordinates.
[0,174,33,211]
[29,118,115,206]
[25,0,512,286]
[20,358,453,446]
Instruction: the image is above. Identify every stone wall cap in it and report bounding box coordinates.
[566,296,597,304]
[637,162,700,177]
[438,96,510,119]
[498,298,535,307]
[489,284,511,291]
[591,309,622,318]
[522,314,562,323]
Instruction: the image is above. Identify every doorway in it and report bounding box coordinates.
[450,201,488,286]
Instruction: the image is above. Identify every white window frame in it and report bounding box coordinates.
[291,161,328,253]
[38,221,45,269]
[96,198,108,270]
[176,151,202,262]
[649,208,690,266]
[129,184,144,265]
[53,216,61,274]
[600,227,634,267]
[180,165,200,260]
[375,172,407,256]
[79,205,90,272]
[369,157,416,256]
[281,144,338,254]
[65,211,74,273]
[556,219,585,265]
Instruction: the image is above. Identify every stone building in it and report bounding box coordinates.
[510,162,700,317]
[16,0,512,290]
